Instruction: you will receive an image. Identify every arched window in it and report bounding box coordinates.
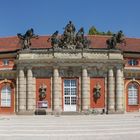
[0,85,11,107]
[128,83,138,105]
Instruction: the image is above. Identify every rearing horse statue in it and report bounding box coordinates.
[17,28,38,49]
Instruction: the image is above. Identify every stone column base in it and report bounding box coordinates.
[16,110,35,115]
[107,110,124,114]
[115,110,125,114]
[107,110,115,114]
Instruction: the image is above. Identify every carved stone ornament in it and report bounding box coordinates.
[88,68,106,77]
[93,82,101,103]
[33,69,52,78]
[48,21,90,50]
[39,83,47,101]
[59,68,81,77]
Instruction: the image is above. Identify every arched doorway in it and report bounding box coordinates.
[126,82,140,112]
[0,82,15,114]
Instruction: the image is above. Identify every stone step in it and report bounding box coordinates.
[61,111,81,115]
[16,111,34,115]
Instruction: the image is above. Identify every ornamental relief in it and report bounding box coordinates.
[88,68,107,77]
[0,73,16,79]
[33,69,52,77]
[59,68,81,77]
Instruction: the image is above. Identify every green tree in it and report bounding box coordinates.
[106,30,113,36]
[88,26,114,36]
[88,26,99,35]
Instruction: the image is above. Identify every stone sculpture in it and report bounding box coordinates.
[17,28,38,49]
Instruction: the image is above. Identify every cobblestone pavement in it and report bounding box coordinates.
[1,114,140,140]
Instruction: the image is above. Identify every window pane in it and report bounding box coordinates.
[65,97,70,105]
[64,80,70,87]
[71,88,76,95]
[128,84,138,105]
[64,88,70,95]
[71,80,76,87]
[71,97,76,105]
[1,85,11,107]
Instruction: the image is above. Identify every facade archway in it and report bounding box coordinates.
[126,81,140,112]
[0,80,15,114]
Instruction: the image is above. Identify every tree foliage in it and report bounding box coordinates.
[88,26,114,36]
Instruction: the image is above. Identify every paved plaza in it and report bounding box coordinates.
[0,114,140,140]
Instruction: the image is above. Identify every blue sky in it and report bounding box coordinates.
[0,0,140,38]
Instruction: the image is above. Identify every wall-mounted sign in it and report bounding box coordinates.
[37,101,48,108]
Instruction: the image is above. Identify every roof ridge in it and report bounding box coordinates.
[0,34,139,39]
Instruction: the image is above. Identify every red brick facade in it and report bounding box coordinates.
[0,35,140,114]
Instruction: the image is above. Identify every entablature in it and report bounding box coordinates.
[16,49,123,65]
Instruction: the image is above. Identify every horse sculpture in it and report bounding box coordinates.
[48,30,60,48]
[106,30,126,49]
[17,28,38,49]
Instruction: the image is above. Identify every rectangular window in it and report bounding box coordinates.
[3,59,9,66]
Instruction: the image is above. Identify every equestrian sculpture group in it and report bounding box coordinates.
[17,21,126,50]
[106,30,126,49]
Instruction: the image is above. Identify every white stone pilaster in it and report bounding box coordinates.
[58,77,62,111]
[116,68,124,112]
[104,77,107,113]
[16,77,18,112]
[82,68,90,111]
[122,71,125,112]
[108,68,115,112]
[53,68,60,111]
[18,68,26,111]
[27,68,36,110]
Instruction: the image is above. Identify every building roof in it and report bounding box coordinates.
[0,35,140,53]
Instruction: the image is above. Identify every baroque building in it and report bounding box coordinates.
[0,24,140,115]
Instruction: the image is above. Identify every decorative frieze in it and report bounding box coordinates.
[0,71,16,79]
[59,67,81,77]
[17,49,123,63]
[83,52,108,59]
[88,66,107,77]
[33,69,52,78]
